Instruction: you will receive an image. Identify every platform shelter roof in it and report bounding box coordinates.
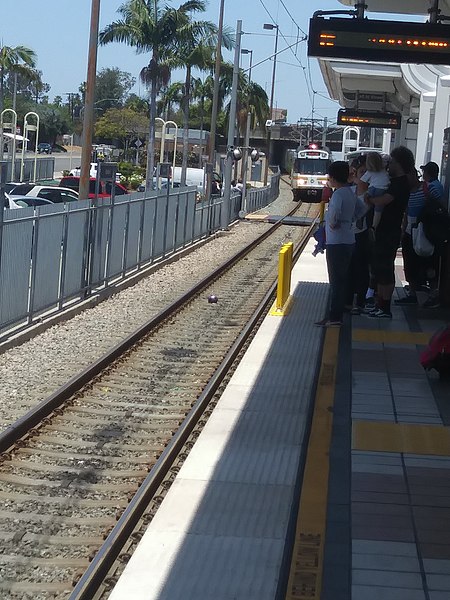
[337,0,450,15]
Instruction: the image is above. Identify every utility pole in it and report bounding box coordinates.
[221,19,242,229]
[79,0,101,201]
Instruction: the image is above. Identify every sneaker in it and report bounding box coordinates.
[314,318,342,327]
[368,308,392,319]
[350,306,362,315]
[422,296,441,309]
[394,295,418,305]
[362,304,378,314]
[365,297,376,308]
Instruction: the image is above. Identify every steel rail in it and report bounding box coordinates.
[0,204,308,456]
[69,217,316,600]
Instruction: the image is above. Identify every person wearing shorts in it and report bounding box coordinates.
[365,146,414,319]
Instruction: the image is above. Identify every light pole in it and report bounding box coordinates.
[240,48,253,211]
[221,19,243,229]
[263,23,279,185]
[155,118,178,189]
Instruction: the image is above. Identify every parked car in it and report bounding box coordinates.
[3,194,22,209]
[59,176,128,200]
[4,183,79,204]
[9,195,54,208]
[69,163,122,182]
[37,143,52,154]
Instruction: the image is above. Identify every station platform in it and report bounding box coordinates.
[110,239,450,600]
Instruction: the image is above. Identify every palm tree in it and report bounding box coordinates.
[100,0,213,191]
[157,82,183,120]
[175,21,233,184]
[0,45,37,114]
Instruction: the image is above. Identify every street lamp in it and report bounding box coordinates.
[263,23,279,185]
[155,118,178,188]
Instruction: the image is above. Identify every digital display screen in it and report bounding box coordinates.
[337,109,402,129]
[308,18,450,65]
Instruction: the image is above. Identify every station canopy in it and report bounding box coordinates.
[338,0,450,15]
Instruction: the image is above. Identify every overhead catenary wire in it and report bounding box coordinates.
[257,0,313,105]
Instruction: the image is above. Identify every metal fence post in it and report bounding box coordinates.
[0,162,7,285]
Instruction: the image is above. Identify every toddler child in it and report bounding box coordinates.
[360,152,390,229]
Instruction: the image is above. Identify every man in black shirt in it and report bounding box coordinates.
[365,146,414,318]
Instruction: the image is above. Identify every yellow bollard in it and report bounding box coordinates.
[269,242,294,316]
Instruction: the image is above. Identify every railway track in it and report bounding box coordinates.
[0,203,318,599]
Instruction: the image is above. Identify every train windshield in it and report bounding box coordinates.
[294,158,329,175]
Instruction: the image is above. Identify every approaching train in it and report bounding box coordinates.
[290,144,331,202]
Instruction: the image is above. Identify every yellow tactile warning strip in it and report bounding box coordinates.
[353,421,450,456]
[352,328,431,345]
[284,328,339,600]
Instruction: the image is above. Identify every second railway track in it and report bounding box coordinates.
[0,202,318,599]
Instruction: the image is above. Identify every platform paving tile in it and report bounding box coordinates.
[352,472,408,494]
[352,349,386,372]
[405,456,450,469]
[351,412,395,422]
[352,525,415,543]
[352,341,384,351]
[352,502,411,517]
[426,573,450,590]
[352,553,420,572]
[423,558,450,574]
[429,592,450,600]
[352,584,426,599]
[390,377,435,397]
[352,463,404,475]
[398,416,443,424]
[420,543,450,560]
[352,450,403,464]
[352,513,413,531]
[352,540,419,556]
[352,568,423,588]
[351,490,410,505]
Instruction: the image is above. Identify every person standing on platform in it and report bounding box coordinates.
[315,161,360,328]
[346,156,371,315]
[365,146,414,319]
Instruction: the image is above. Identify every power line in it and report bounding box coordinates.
[278,0,308,37]
[257,0,313,104]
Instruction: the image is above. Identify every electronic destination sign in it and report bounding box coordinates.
[337,109,402,129]
[308,18,450,65]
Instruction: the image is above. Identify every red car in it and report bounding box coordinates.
[59,176,128,200]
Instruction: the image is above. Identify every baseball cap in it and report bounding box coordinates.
[420,161,439,177]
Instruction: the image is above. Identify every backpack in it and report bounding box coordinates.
[420,325,450,378]
[419,183,450,249]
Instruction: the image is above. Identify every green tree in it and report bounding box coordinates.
[37,104,71,145]
[157,82,184,121]
[95,107,149,149]
[100,0,212,192]
[95,67,136,114]
[174,21,233,185]
[0,45,37,113]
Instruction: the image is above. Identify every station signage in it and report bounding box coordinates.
[337,109,402,129]
[308,18,450,65]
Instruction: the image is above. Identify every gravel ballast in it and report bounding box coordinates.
[0,182,313,430]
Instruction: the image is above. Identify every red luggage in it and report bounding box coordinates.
[420,325,450,378]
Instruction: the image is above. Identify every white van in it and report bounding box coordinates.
[171,167,205,191]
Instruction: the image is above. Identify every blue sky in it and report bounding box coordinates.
[1,0,419,123]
